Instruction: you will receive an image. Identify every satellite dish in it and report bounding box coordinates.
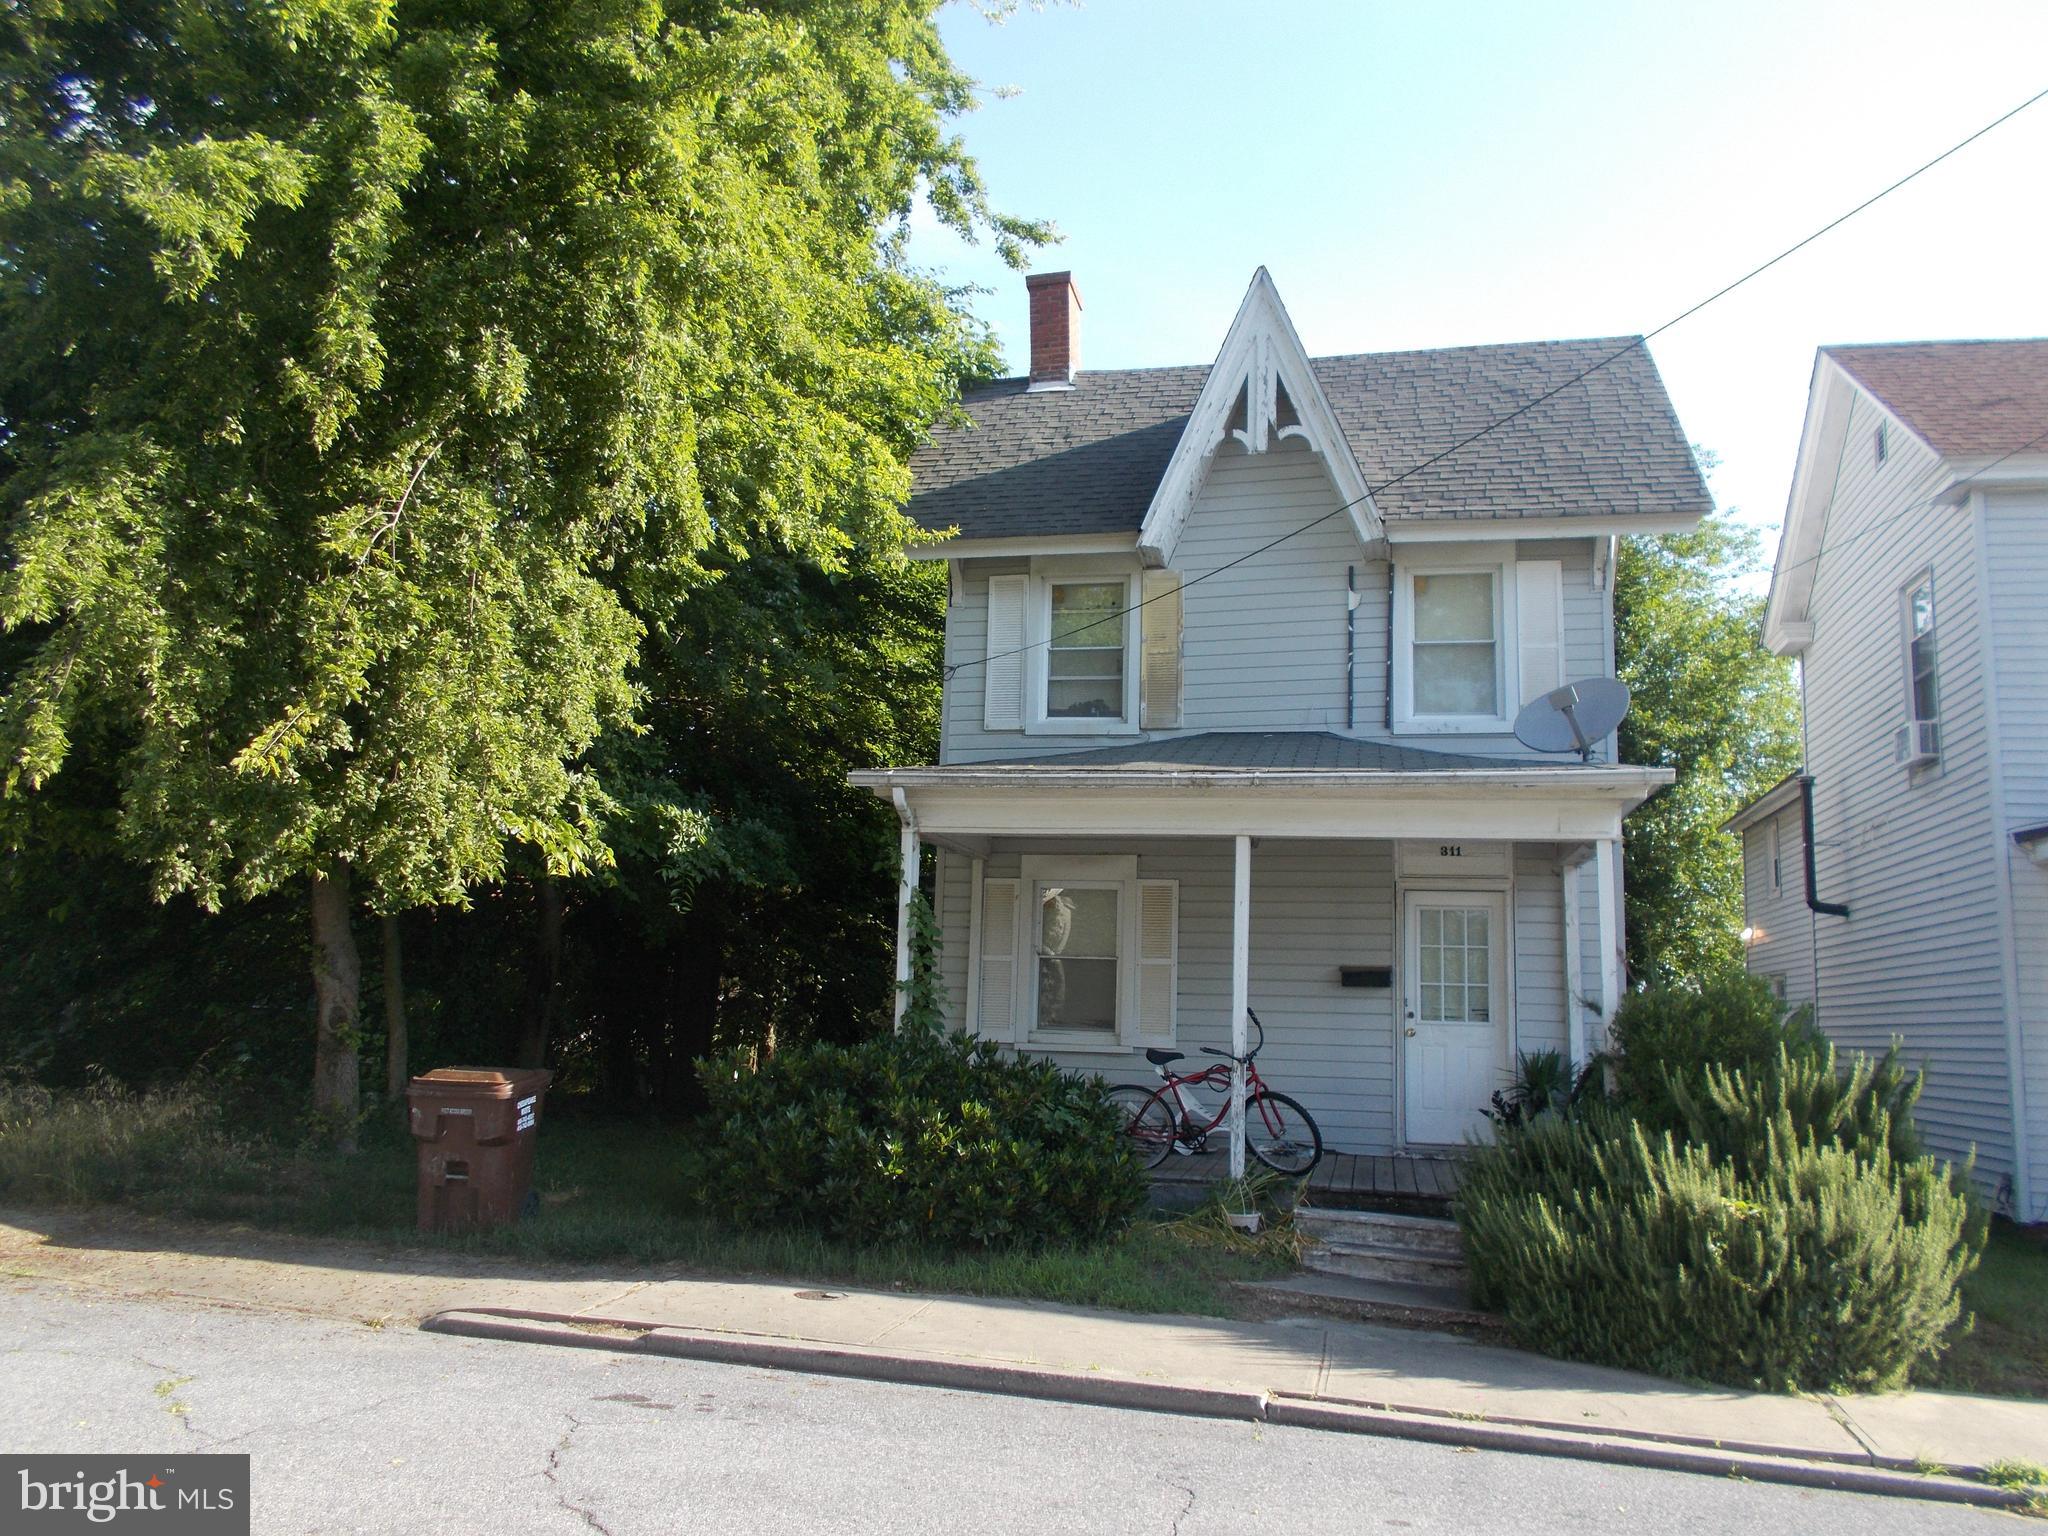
[1514,678,1631,761]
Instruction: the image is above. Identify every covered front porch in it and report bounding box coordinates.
[854,733,1668,1175]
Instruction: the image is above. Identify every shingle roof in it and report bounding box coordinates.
[907,338,1710,541]
[1825,339,2048,459]
[977,731,1577,773]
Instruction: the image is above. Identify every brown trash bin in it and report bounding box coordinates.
[407,1067,553,1233]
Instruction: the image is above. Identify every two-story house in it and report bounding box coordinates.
[853,269,1707,1158]
[1729,339,2048,1224]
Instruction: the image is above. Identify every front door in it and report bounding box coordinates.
[1402,890,1508,1146]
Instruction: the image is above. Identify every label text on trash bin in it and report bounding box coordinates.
[5,1454,250,1533]
[516,1095,537,1132]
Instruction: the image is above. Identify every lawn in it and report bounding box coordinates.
[0,1080,1294,1318]
[1927,1220,2048,1400]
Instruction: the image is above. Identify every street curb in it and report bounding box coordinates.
[421,1308,1268,1423]
[421,1308,2032,1511]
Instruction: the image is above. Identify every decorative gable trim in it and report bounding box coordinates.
[1136,268,1380,567]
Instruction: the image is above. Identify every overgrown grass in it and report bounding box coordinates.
[1925,1221,2048,1400]
[0,1080,1291,1317]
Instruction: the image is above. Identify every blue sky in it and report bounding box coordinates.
[909,1,2048,565]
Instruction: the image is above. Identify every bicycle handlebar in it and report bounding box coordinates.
[1198,1009,1266,1062]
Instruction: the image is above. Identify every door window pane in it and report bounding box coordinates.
[1037,884,1118,1032]
[1411,572,1498,715]
[1048,582,1126,719]
[1416,905,1491,1023]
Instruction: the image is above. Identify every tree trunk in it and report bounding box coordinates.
[516,874,564,1069]
[381,912,408,1104]
[310,867,362,1153]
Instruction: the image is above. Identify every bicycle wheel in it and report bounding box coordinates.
[1244,1091,1322,1175]
[1106,1085,1177,1171]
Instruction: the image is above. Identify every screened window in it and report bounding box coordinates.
[1417,906,1491,1023]
[1046,581,1126,720]
[1411,571,1500,716]
[1906,574,1939,726]
[1035,883,1119,1033]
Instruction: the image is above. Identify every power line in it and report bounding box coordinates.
[943,83,2048,683]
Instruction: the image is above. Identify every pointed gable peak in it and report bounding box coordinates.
[1137,268,1379,566]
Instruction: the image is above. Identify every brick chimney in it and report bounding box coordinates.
[1026,271,1082,386]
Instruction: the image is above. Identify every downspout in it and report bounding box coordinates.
[1383,561,1396,731]
[1345,565,1357,731]
[1799,774,1850,918]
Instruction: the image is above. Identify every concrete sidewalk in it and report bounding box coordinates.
[4,1208,2043,1507]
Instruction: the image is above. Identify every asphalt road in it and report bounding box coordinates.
[0,1286,2017,1535]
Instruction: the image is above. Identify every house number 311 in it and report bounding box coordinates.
[1438,845,1464,857]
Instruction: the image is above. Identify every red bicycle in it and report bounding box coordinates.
[1107,1011,1322,1174]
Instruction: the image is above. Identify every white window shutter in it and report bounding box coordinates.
[974,878,1019,1042]
[1515,559,1565,709]
[1134,879,1178,1042]
[983,575,1026,730]
[1140,571,1183,730]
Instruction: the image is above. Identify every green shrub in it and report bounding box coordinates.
[1457,1057,1984,1392]
[1670,1041,1926,1174]
[1608,970,1823,1129]
[698,1027,1147,1250]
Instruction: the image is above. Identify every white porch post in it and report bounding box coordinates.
[1230,833,1251,1180]
[1593,835,1622,1051]
[1560,845,1594,1067]
[891,789,921,1033]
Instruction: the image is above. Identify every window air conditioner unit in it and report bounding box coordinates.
[1894,720,1940,767]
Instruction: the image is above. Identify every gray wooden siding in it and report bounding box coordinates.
[1740,808,1817,1010]
[932,836,1576,1155]
[937,440,1611,764]
[1798,391,2016,1194]
[1983,487,2048,1221]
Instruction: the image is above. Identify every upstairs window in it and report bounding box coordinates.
[1905,573,1939,727]
[1410,571,1500,716]
[1046,581,1127,720]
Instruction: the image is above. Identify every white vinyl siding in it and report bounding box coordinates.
[936,450,1612,764]
[1795,389,2016,1198]
[1983,487,2048,1222]
[1740,808,1816,1012]
[932,836,1583,1155]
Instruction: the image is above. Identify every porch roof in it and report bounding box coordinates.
[851,732,1671,844]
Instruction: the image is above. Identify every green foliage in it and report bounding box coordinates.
[0,1,1036,1107]
[1615,510,1803,984]
[1,0,1026,910]
[1458,1049,1985,1392]
[1669,1041,1928,1175]
[1483,1048,1607,1130]
[699,1029,1148,1250]
[1608,969,1822,1130]
[896,887,946,1035]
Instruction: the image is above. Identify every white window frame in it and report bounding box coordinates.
[1391,545,1520,734]
[1024,558,1142,736]
[1901,568,1939,730]
[1015,854,1172,1050]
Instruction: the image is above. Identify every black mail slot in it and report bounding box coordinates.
[1339,966,1392,989]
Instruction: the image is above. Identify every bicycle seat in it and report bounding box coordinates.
[1143,1048,1184,1067]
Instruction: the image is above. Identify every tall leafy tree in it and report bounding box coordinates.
[0,0,1035,1141]
[1615,509,1802,985]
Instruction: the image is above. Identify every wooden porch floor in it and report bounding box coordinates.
[1150,1148,1462,1203]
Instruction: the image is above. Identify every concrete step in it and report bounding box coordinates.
[1301,1240,1468,1288]
[1295,1207,1465,1259]
[1235,1273,1500,1338]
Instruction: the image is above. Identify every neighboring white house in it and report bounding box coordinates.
[851,268,1708,1157]
[1730,338,2048,1224]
